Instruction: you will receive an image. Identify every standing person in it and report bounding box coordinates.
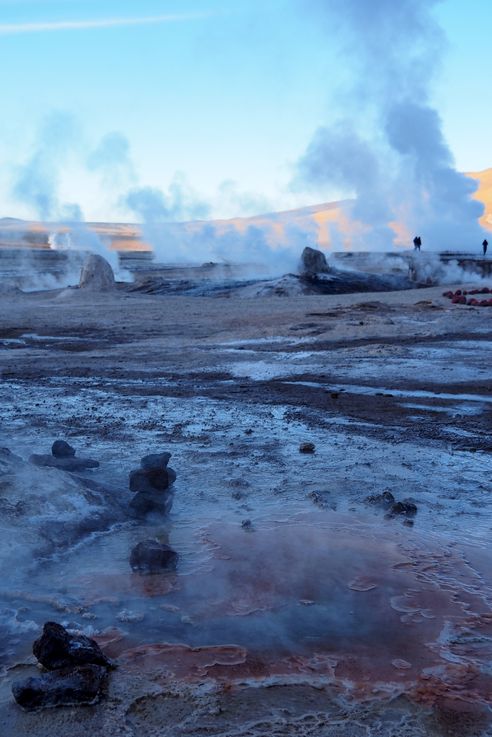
[413,236,420,252]
[483,239,488,257]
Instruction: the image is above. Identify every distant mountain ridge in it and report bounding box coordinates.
[0,169,490,253]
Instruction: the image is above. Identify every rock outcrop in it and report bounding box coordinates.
[33,621,112,671]
[300,247,330,275]
[12,622,113,711]
[51,439,76,458]
[79,254,115,291]
[12,664,108,710]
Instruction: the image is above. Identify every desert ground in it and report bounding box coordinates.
[1,280,492,736]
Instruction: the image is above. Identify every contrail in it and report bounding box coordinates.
[0,12,212,36]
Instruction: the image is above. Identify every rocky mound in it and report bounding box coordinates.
[79,254,115,291]
[12,622,113,710]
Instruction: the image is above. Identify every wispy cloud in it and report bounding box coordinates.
[0,12,211,36]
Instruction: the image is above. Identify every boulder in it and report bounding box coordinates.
[141,452,171,470]
[129,491,173,518]
[51,440,76,458]
[299,442,316,454]
[33,622,112,671]
[130,540,178,573]
[129,467,170,493]
[30,454,99,471]
[300,247,330,275]
[12,664,107,710]
[79,254,115,291]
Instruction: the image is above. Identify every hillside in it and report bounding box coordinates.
[0,169,490,254]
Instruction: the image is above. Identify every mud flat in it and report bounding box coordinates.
[1,283,492,735]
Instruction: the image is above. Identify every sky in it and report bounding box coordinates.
[0,0,490,223]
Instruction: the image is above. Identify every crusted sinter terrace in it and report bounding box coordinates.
[0,278,492,736]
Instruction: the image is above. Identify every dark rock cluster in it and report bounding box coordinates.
[30,439,99,472]
[365,490,417,522]
[129,451,177,518]
[12,622,113,710]
[443,288,492,306]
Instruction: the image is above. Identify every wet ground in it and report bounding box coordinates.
[0,284,492,735]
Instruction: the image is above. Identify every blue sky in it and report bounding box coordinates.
[0,0,490,222]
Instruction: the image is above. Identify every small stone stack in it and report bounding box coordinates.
[12,622,113,710]
[129,451,177,517]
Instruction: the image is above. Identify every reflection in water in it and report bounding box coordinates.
[4,510,492,713]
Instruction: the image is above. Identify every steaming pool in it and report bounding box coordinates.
[3,502,492,705]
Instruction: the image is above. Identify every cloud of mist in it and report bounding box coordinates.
[216,179,274,218]
[296,0,485,251]
[12,111,79,222]
[11,114,126,281]
[123,169,305,271]
[87,132,136,188]
[124,173,210,224]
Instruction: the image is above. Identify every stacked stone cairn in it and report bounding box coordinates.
[129,451,177,518]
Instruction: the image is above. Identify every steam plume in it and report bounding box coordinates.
[297,0,485,251]
[12,114,125,280]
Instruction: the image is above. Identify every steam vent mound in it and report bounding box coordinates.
[79,254,115,291]
[301,246,330,275]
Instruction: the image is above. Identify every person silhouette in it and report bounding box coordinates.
[483,239,488,257]
[413,236,421,252]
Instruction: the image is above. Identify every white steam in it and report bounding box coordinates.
[11,114,129,283]
[296,0,485,252]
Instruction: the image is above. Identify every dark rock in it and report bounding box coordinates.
[12,664,107,710]
[140,452,171,470]
[300,247,330,275]
[33,622,112,671]
[299,442,316,454]
[390,500,418,517]
[130,539,178,573]
[307,490,332,509]
[129,467,170,493]
[166,466,177,484]
[129,491,173,518]
[365,491,395,508]
[51,440,76,458]
[30,454,99,471]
